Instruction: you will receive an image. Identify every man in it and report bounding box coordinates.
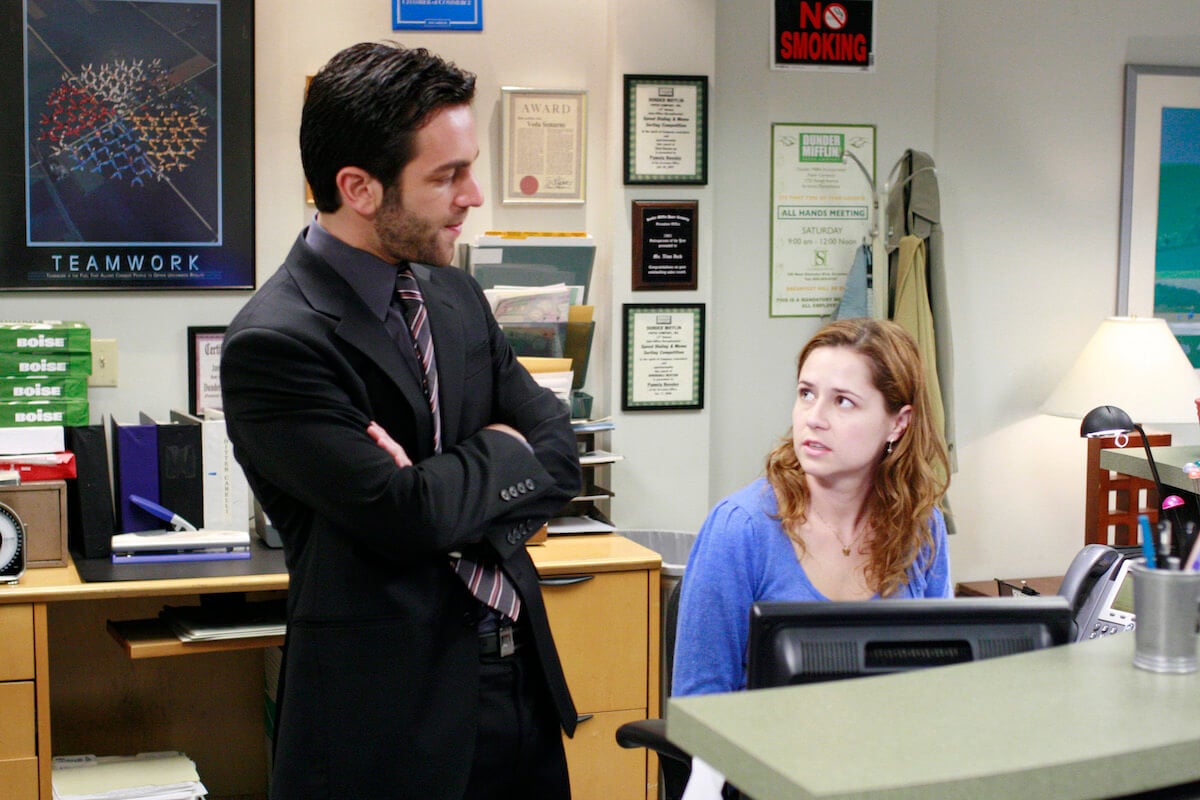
[220,42,581,799]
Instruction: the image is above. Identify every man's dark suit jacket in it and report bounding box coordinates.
[220,233,582,799]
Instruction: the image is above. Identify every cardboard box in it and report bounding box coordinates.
[0,480,68,567]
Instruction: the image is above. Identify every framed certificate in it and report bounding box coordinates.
[187,326,226,416]
[623,75,708,185]
[622,304,705,411]
[501,88,587,204]
[632,200,698,291]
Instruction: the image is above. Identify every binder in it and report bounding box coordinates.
[63,425,114,559]
[170,408,250,532]
[108,416,161,533]
[139,412,204,529]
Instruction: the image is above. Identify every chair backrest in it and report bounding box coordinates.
[663,578,683,699]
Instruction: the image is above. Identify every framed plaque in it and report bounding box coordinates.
[632,200,698,291]
[622,304,705,411]
[187,326,226,416]
[501,88,587,204]
[623,75,708,185]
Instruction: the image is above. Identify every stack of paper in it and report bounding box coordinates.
[159,598,286,642]
[486,284,572,359]
[110,529,251,563]
[517,357,573,405]
[51,751,207,800]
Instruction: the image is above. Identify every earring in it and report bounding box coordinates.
[885,439,894,455]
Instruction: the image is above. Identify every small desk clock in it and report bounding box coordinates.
[0,500,25,583]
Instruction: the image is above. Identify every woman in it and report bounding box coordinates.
[673,318,951,697]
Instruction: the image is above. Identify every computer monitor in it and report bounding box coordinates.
[746,596,1073,689]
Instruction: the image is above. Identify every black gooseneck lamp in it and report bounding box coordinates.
[1080,404,1182,552]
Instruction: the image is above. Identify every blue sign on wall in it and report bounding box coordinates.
[393,0,482,31]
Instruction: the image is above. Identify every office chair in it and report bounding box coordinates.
[615,579,696,800]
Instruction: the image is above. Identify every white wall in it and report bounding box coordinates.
[706,0,1200,583]
[7,1,1200,584]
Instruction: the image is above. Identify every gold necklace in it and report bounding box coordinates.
[809,507,863,557]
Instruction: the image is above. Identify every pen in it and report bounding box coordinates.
[1156,520,1172,570]
[1180,521,1197,571]
[1139,514,1156,568]
[1186,526,1200,572]
[128,494,198,532]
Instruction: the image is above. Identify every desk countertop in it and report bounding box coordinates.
[0,533,660,605]
[1100,444,1200,494]
[667,633,1200,800]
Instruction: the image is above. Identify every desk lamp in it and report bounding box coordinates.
[1079,403,1173,523]
[1042,316,1200,550]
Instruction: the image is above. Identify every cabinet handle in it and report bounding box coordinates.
[539,575,595,587]
[576,713,594,725]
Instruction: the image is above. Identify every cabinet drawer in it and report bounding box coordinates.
[0,605,35,681]
[540,570,649,713]
[564,708,650,800]
[0,681,36,759]
[0,757,39,799]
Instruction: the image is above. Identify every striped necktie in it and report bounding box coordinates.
[394,268,521,621]
[394,270,441,454]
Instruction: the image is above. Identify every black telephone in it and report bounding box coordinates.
[1059,543,1137,642]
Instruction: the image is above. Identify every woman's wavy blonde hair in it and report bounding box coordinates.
[765,318,949,596]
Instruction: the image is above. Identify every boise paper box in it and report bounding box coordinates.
[0,375,89,402]
[0,321,91,353]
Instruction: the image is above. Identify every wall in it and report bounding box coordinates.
[14,0,617,426]
[7,2,1200,584]
[705,0,1200,582]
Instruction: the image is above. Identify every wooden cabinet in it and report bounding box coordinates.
[0,603,49,800]
[531,534,662,800]
[0,536,659,800]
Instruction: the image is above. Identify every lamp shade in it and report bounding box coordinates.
[1041,316,1200,423]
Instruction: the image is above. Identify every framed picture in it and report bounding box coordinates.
[1118,65,1200,366]
[305,76,314,205]
[1,0,255,291]
[187,326,226,416]
[623,75,708,185]
[632,200,698,291]
[393,0,482,31]
[501,88,586,204]
[622,303,705,411]
[770,122,875,317]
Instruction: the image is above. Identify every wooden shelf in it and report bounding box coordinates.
[106,618,284,659]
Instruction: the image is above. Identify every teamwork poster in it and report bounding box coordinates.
[0,0,255,290]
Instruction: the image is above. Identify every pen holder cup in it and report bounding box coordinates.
[1131,559,1200,674]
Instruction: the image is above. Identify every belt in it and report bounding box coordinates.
[479,624,524,658]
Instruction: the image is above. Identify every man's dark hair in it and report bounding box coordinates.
[300,42,476,212]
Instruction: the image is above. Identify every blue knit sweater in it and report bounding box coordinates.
[672,477,951,697]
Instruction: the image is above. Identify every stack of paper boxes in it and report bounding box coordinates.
[0,321,91,428]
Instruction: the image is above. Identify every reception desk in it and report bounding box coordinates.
[1100,444,1200,495]
[667,633,1200,799]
